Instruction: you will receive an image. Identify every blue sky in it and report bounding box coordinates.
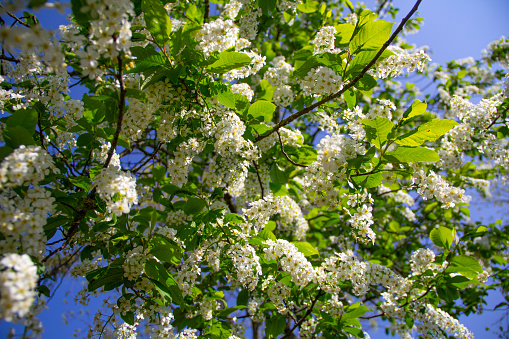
[1,0,509,338]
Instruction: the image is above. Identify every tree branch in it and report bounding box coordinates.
[104,54,127,169]
[276,130,308,168]
[254,0,423,143]
[281,290,324,339]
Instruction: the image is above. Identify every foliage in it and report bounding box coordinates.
[0,0,508,338]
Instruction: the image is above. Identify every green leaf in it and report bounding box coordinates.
[351,172,383,189]
[6,108,37,131]
[446,255,483,280]
[149,234,182,265]
[234,93,250,117]
[297,0,319,13]
[3,125,36,148]
[248,100,276,122]
[206,51,252,74]
[269,163,288,185]
[217,90,236,108]
[37,285,51,297]
[87,267,124,292]
[396,119,458,146]
[349,20,394,54]
[347,49,393,76]
[183,198,207,215]
[0,146,13,162]
[142,0,172,46]
[204,321,233,339]
[362,116,394,150]
[285,145,317,165]
[237,288,249,306]
[121,312,135,325]
[437,284,459,303]
[343,302,370,320]
[430,227,454,249]
[69,176,92,191]
[265,315,286,337]
[344,88,356,109]
[384,147,440,163]
[258,0,277,15]
[145,259,185,305]
[258,229,277,241]
[292,241,319,257]
[185,3,203,24]
[402,99,427,121]
[269,182,289,196]
[265,221,277,232]
[293,56,324,79]
[335,24,356,44]
[152,165,166,182]
[446,275,478,289]
[355,73,377,91]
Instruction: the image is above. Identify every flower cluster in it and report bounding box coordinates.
[123,246,151,281]
[0,145,58,188]
[197,18,239,57]
[311,26,340,54]
[239,8,261,40]
[168,138,205,187]
[300,66,344,96]
[450,93,503,129]
[415,303,474,339]
[231,83,254,101]
[93,166,138,216]
[228,242,262,290]
[413,169,471,208]
[213,111,257,159]
[410,248,436,274]
[263,239,316,287]
[273,85,295,107]
[263,277,292,314]
[370,46,431,79]
[73,0,134,79]
[264,56,294,87]
[0,253,38,322]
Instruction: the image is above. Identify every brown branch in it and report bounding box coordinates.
[224,193,237,214]
[0,6,31,28]
[204,0,209,22]
[0,55,20,63]
[104,54,126,169]
[281,290,324,339]
[131,142,163,173]
[276,130,308,168]
[254,0,423,143]
[252,160,265,199]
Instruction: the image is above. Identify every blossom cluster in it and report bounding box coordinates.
[263,239,316,287]
[413,169,471,208]
[0,253,38,322]
[300,66,344,96]
[0,145,59,188]
[93,166,138,216]
[370,46,431,79]
[311,26,340,54]
[197,18,239,57]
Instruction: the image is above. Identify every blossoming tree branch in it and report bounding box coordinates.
[0,0,508,338]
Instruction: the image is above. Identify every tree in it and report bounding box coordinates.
[0,0,508,338]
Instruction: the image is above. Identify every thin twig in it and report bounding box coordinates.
[0,6,31,27]
[276,130,308,168]
[254,0,423,143]
[281,291,324,339]
[104,54,126,169]
[0,55,20,63]
[252,160,265,199]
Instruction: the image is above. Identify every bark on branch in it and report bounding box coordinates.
[254,0,423,143]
